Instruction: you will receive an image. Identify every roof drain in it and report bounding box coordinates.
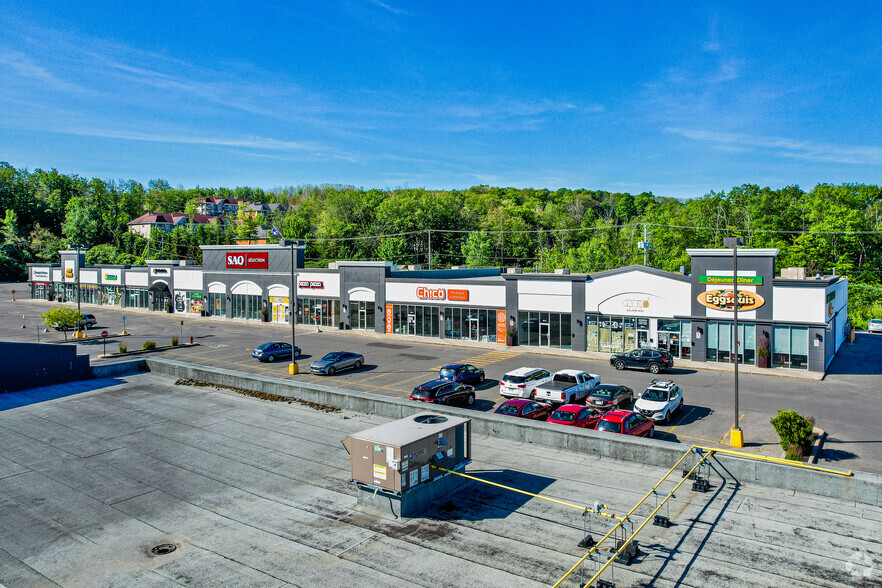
[151,543,177,556]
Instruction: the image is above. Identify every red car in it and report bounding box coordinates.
[595,410,655,438]
[547,404,603,428]
[494,399,553,420]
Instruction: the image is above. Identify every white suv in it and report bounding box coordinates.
[634,380,683,424]
[500,367,553,399]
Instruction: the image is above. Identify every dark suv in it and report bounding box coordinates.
[610,348,674,374]
[410,380,476,407]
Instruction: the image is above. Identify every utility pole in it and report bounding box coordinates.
[638,224,651,266]
[289,240,299,375]
[428,230,432,270]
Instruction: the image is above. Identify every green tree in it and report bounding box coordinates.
[461,232,494,268]
[40,306,83,340]
[62,196,101,245]
[85,243,120,265]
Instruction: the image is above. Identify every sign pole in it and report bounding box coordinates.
[289,241,299,375]
[724,237,745,447]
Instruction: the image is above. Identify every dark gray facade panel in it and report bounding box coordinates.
[690,253,775,321]
[571,282,587,352]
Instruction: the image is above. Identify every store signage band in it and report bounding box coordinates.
[226,251,268,269]
[699,275,763,285]
[298,280,324,289]
[698,289,765,312]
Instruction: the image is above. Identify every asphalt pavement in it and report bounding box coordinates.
[3,286,882,474]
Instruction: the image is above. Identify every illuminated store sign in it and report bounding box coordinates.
[298,281,324,289]
[226,251,268,269]
[698,289,765,312]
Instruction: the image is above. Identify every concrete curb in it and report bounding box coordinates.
[144,358,881,507]
[809,427,827,464]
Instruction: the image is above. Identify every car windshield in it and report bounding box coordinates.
[495,404,521,416]
[592,388,616,398]
[642,389,669,402]
[596,421,622,433]
[322,353,342,361]
[439,368,456,377]
[256,343,272,350]
[550,410,576,422]
[503,375,525,384]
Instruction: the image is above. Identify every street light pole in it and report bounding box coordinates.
[289,240,299,375]
[724,237,745,448]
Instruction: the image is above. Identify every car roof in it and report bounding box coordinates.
[441,363,468,370]
[645,380,677,390]
[599,410,633,423]
[505,367,544,376]
[416,379,449,389]
[553,404,584,413]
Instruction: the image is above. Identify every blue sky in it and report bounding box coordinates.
[1,1,880,199]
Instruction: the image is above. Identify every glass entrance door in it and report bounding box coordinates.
[358,304,367,329]
[407,313,416,335]
[539,319,551,347]
[468,317,479,340]
[637,330,649,348]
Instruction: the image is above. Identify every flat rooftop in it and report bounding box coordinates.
[0,373,879,586]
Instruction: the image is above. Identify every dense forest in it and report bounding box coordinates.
[1,161,880,323]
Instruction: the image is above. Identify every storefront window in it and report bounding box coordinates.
[297,297,339,327]
[30,283,52,300]
[445,307,498,342]
[101,286,122,306]
[128,287,148,308]
[231,294,261,320]
[773,326,808,369]
[773,326,790,368]
[390,304,439,337]
[707,322,755,365]
[680,320,692,360]
[707,322,718,361]
[352,300,374,330]
[586,315,599,351]
[207,293,225,317]
[518,311,571,349]
[80,284,100,305]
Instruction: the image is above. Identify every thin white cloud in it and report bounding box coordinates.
[370,0,409,16]
[0,50,91,95]
[667,128,882,166]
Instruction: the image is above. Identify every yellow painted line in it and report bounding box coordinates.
[657,432,720,445]
[719,414,745,444]
[356,369,405,382]
[430,350,518,370]
[666,407,694,434]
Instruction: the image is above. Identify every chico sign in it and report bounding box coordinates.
[698,289,765,312]
[226,251,268,269]
[417,287,446,300]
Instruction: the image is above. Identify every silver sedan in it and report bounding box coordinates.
[309,351,365,375]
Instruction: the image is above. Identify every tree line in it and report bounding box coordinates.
[1,161,880,322]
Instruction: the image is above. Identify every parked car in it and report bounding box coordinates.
[546,404,603,428]
[587,384,634,411]
[595,410,655,437]
[533,370,601,405]
[499,367,553,399]
[609,348,674,374]
[252,342,300,363]
[868,319,882,333]
[439,363,485,385]
[54,313,98,331]
[634,380,683,424]
[309,351,364,375]
[410,380,476,406]
[493,399,553,420]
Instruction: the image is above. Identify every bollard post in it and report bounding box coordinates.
[189,335,193,345]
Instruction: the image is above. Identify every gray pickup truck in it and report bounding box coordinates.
[533,370,601,405]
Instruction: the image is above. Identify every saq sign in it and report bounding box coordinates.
[226,251,268,269]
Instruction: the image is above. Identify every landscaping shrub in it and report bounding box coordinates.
[770,410,814,451]
[118,343,128,354]
[784,444,804,461]
[142,340,157,350]
[171,336,179,346]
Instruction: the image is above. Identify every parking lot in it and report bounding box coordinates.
[4,291,882,472]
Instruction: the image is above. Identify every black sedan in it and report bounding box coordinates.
[610,348,673,374]
[587,384,633,411]
[309,351,364,375]
[410,380,476,407]
[252,342,301,362]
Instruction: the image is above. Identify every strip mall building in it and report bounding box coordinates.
[28,244,849,374]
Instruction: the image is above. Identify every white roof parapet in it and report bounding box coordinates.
[686,248,780,257]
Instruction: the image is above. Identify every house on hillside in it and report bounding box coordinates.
[194,197,241,217]
[128,213,230,238]
[240,202,289,219]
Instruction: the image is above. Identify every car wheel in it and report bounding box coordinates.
[354,360,363,369]
[648,427,655,438]
[267,355,276,363]
[478,373,485,384]
[649,363,661,374]
[615,360,625,370]
[327,366,336,376]
[293,350,300,358]
[466,394,475,406]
